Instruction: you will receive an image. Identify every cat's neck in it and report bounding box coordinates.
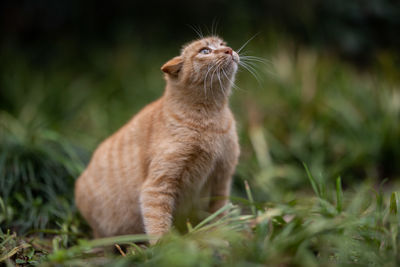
[163,82,231,120]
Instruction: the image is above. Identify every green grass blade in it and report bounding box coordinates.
[128,242,145,257]
[245,180,257,216]
[390,192,399,255]
[85,234,150,247]
[390,192,399,216]
[303,162,320,198]
[0,197,8,223]
[193,203,233,231]
[336,177,343,213]
[0,243,31,262]
[186,220,194,233]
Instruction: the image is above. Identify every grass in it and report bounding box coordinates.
[0,34,400,266]
[2,176,400,266]
[0,112,85,233]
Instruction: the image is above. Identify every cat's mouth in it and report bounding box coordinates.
[220,52,239,73]
[231,52,239,64]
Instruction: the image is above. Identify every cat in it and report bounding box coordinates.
[74,36,240,244]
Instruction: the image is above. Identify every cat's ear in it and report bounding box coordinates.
[161,56,183,76]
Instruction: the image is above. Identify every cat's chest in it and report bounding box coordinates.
[171,126,230,154]
[174,164,215,224]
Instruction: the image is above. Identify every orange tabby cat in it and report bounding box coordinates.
[74,36,240,243]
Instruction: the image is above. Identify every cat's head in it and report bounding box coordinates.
[161,36,239,89]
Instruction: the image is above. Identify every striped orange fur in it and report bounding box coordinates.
[74,36,240,243]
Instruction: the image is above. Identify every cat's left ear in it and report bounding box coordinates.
[161,56,183,76]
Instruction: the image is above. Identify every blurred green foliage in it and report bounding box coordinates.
[0,111,84,232]
[3,178,400,266]
[0,33,399,233]
[234,42,400,201]
[0,0,400,265]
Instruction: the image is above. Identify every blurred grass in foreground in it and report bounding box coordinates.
[2,177,400,266]
[0,34,399,265]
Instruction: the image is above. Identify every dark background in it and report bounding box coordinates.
[2,0,400,64]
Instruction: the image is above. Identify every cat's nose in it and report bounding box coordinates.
[217,47,233,55]
[223,47,233,55]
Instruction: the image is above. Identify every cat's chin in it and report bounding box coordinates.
[232,53,240,63]
[225,60,238,74]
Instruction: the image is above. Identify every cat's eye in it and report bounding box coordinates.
[199,48,211,54]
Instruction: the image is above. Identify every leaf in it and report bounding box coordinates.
[15,258,27,264]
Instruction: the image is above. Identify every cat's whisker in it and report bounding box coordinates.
[187,24,204,39]
[215,60,226,98]
[222,69,243,92]
[240,56,271,65]
[221,69,232,92]
[211,18,219,37]
[239,59,259,68]
[204,63,219,100]
[203,64,214,99]
[239,61,263,85]
[210,62,220,91]
[240,63,261,82]
[240,55,269,60]
[239,55,278,78]
[237,51,251,57]
[239,60,259,74]
[217,67,225,96]
[239,57,260,72]
[209,60,226,104]
[209,64,220,105]
[236,32,260,54]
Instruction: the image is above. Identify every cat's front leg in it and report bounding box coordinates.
[209,166,232,213]
[208,160,236,215]
[140,142,215,244]
[140,174,180,244]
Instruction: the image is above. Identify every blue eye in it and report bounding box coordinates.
[199,48,211,54]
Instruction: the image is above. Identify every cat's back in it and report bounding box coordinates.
[84,98,162,177]
[74,99,164,236]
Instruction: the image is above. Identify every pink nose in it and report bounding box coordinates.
[224,47,233,55]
